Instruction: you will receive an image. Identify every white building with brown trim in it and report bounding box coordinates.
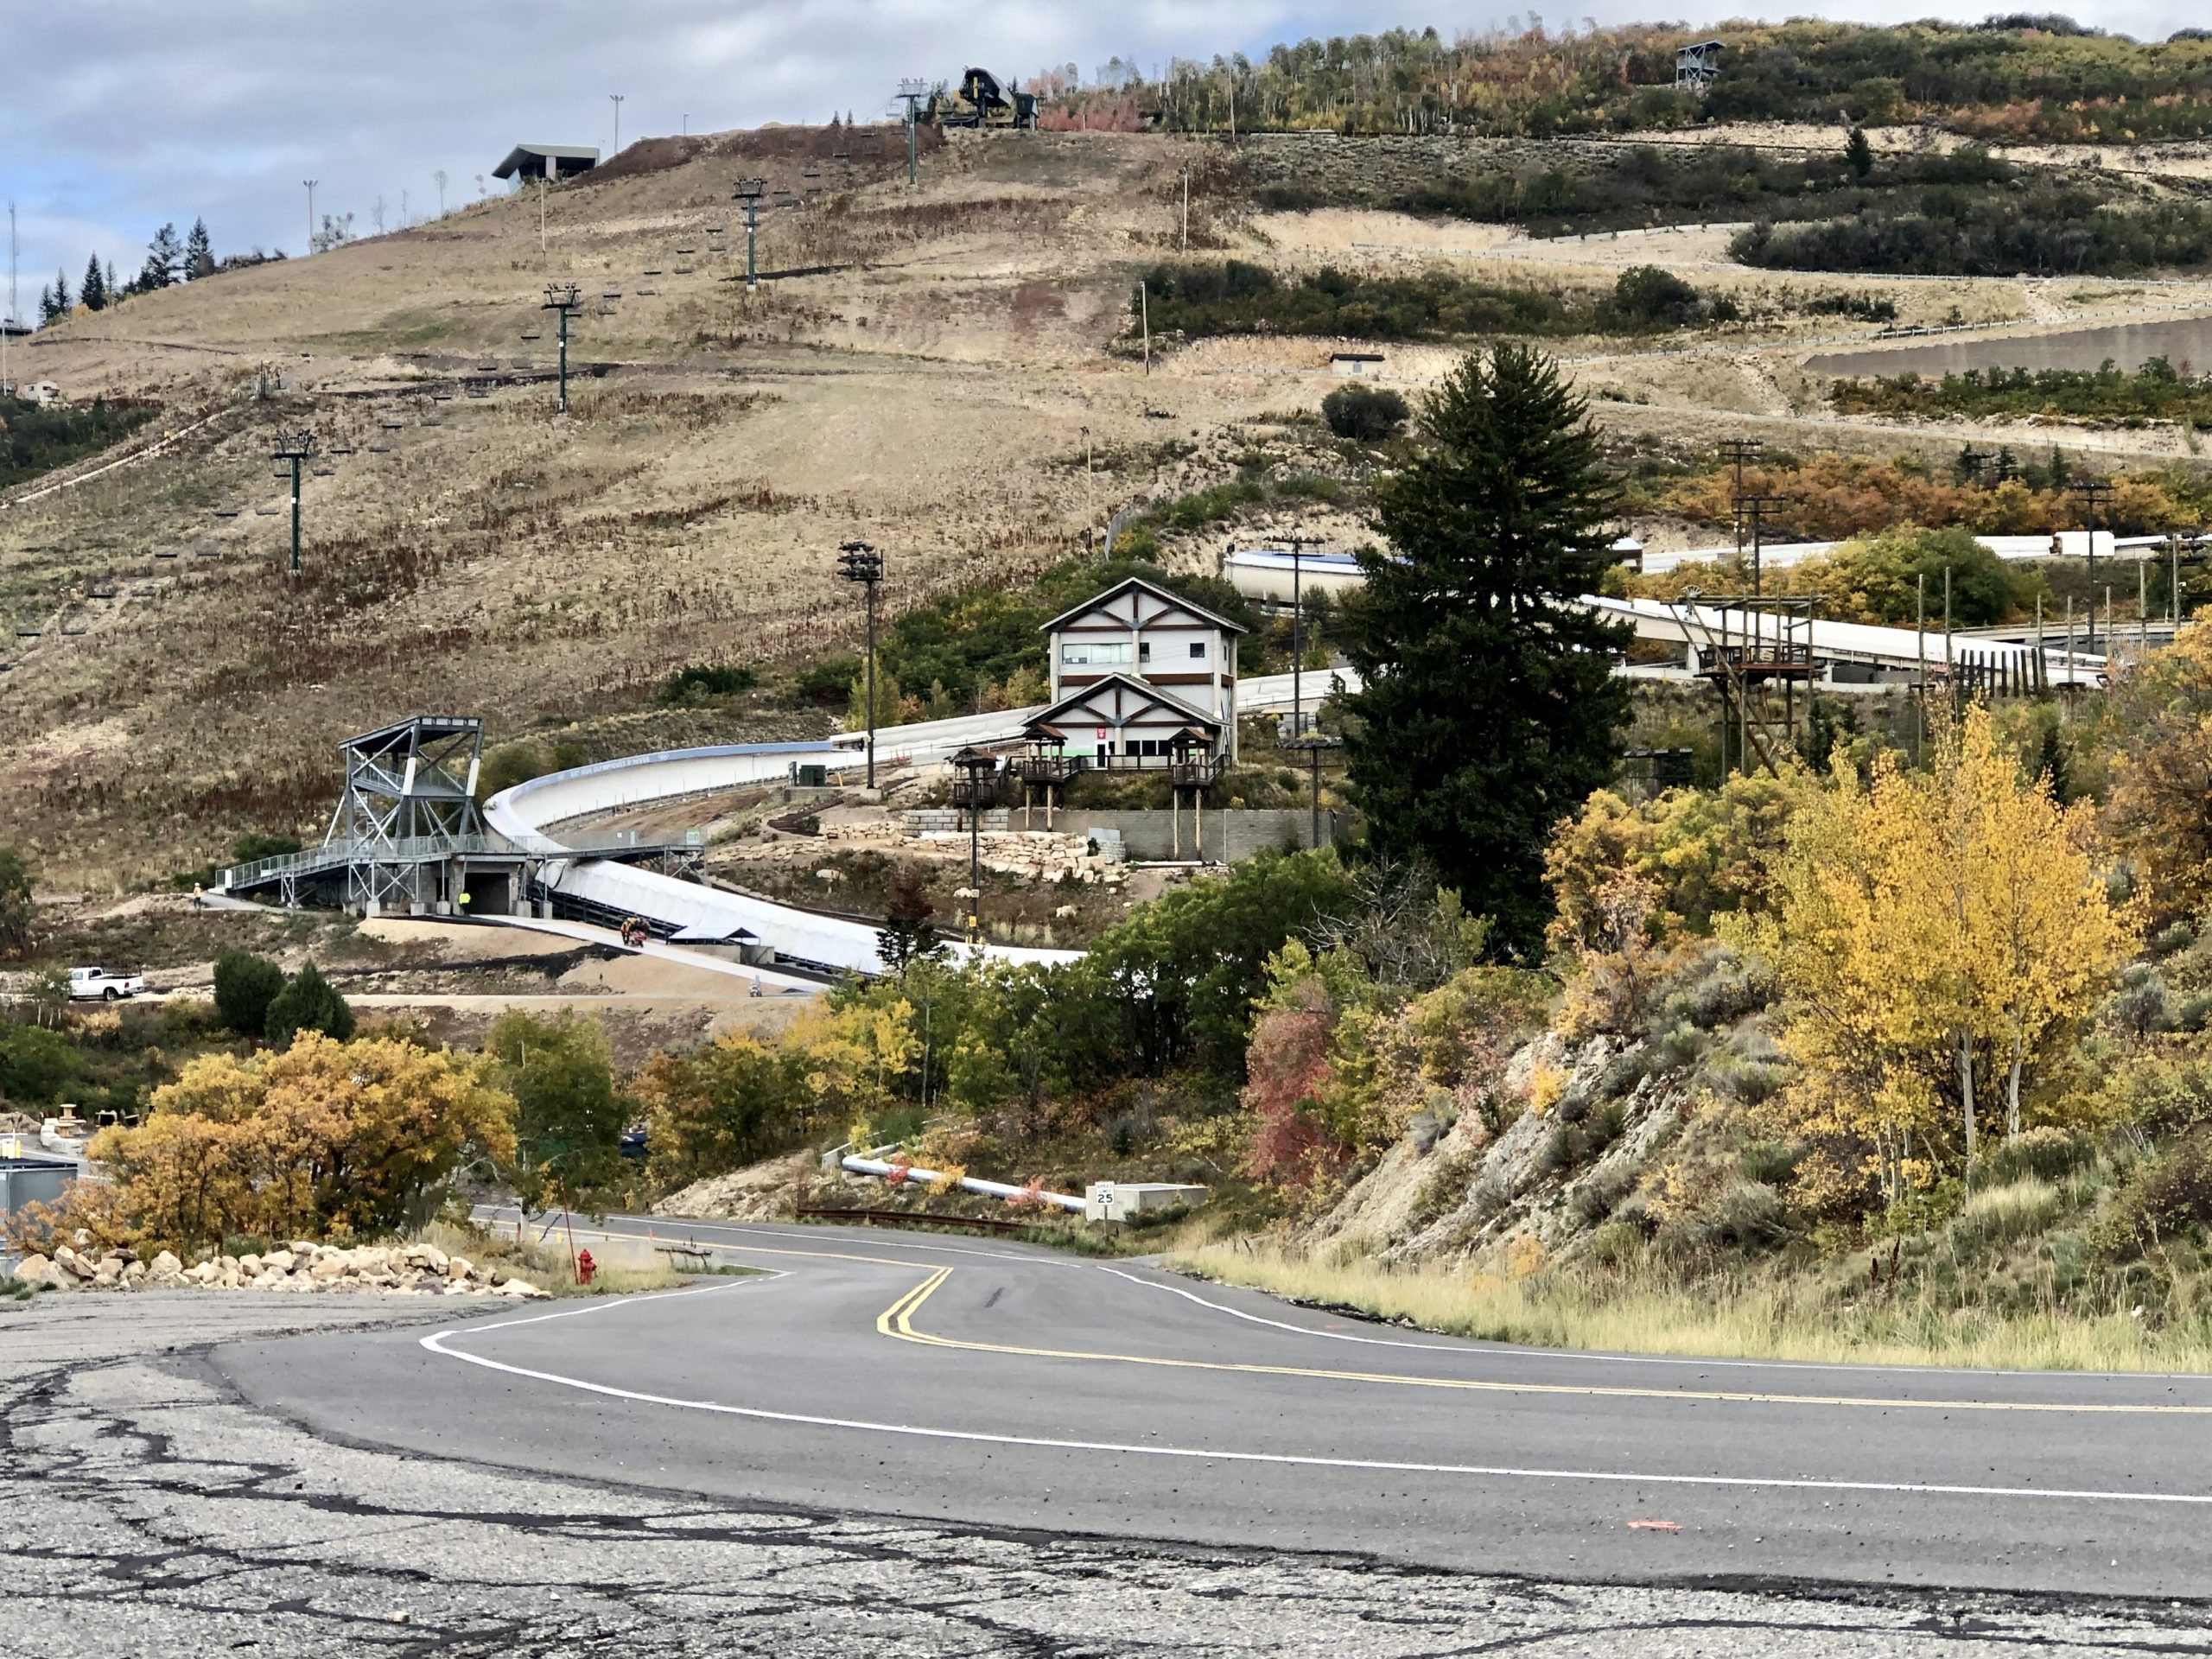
[1027,577,1243,767]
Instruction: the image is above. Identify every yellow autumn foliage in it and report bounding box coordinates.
[1754,705,2133,1211]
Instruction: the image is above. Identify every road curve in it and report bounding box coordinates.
[214,1216,2212,1598]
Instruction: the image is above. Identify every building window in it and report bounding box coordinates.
[1061,641,1131,667]
[1138,641,1151,664]
[1189,641,1206,660]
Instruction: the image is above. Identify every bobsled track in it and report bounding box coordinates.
[482,670,1354,978]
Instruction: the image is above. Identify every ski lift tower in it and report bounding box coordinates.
[895,78,931,187]
[732,179,766,289]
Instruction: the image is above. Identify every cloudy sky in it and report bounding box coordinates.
[2,0,2185,318]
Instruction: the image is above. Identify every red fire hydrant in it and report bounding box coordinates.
[575,1249,596,1287]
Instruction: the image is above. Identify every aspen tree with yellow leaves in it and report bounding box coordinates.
[1759,705,2131,1210]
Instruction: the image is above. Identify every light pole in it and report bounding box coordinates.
[732,179,766,288]
[272,429,315,574]
[2077,476,2115,652]
[838,540,884,787]
[542,283,582,413]
[302,180,318,252]
[610,93,625,156]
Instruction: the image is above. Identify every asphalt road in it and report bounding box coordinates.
[208,1215,2212,1603]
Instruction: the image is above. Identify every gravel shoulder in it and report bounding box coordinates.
[3,1292,2210,1656]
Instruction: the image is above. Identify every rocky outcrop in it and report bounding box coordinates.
[1309,1029,1693,1274]
[12,1240,550,1298]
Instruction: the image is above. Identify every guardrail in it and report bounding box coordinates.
[796,1204,1034,1236]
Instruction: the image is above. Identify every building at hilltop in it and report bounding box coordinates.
[493,144,601,187]
[1675,41,1725,92]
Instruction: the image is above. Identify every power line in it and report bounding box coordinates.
[2075,476,2116,652]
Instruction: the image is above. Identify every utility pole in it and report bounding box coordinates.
[539,175,549,253]
[1139,281,1150,373]
[542,283,582,414]
[610,93,625,156]
[732,179,766,289]
[271,429,315,575]
[1733,493,1791,596]
[1181,167,1190,252]
[950,747,996,944]
[1717,437,1757,556]
[3,200,15,400]
[1080,424,1095,542]
[302,180,319,253]
[837,540,885,787]
[2075,476,2115,652]
[897,79,930,188]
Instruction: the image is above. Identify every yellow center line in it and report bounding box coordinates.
[880,1262,2212,1417]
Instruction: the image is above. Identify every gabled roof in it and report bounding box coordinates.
[1026,672,1223,733]
[1040,575,1246,637]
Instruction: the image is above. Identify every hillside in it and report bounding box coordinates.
[11,119,2212,890]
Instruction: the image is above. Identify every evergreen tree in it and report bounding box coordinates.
[185,217,216,279]
[79,253,108,312]
[1845,124,1874,178]
[137,221,183,290]
[264,959,356,1049]
[212,950,286,1037]
[876,867,944,973]
[1339,343,1630,958]
[40,266,70,322]
[105,259,118,301]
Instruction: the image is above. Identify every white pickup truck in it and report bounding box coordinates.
[68,965,145,1001]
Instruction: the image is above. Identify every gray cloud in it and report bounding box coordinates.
[2,0,2194,318]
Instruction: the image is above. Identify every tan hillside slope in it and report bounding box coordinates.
[1,129,1302,891]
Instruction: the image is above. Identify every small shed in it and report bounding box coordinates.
[1330,351,1385,378]
[493,144,601,186]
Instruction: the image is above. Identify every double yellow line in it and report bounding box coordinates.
[870,1258,2212,1417]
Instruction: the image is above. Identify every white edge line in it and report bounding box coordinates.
[416,1281,2212,1510]
[1101,1266,2212,1386]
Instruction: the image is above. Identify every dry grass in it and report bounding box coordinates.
[412,1219,688,1298]
[1171,1240,2212,1373]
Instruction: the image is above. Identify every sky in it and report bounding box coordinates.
[3,0,2191,321]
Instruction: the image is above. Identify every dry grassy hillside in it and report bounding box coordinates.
[10,121,2207,892]
[0,128,1293,890]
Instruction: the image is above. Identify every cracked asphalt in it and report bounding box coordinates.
[6,1290,2212,1656]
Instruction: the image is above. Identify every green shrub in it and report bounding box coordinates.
[1985,1125,2088,1184]
[213,951,286,1038]
[264,961,355,1050]
[654,664,760,705]
[1953,1177,2063,1248]
[0,1023,77,1104]
[2096,1133,2212,1258]
[1322,384,1410,442]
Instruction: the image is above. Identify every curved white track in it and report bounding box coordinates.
[486,676,1350,976]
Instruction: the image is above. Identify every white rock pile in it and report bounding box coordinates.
[11,1240,550,1298]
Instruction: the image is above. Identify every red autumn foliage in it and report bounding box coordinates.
[1241,978,1342,1187]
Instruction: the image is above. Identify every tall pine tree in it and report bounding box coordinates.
[185,217,215,279]
[1339,343,1630,958]
[79,253,108,311]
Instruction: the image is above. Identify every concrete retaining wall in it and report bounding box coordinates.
[1037,807,1344,862]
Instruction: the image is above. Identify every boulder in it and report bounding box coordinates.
[351,1247,391,1275]
[182,1261,218,1286]
[52,1246,96,1281]
[492,1277,550,1299]
[237,1254,263,1276]
[445,1255,474,1280]
[149,1250,182,1279]
[218,1255,239,1273]
[92,1255,124,1286]
[287,1240,317,1255]
[217,1266,244,1289]
[261,1249,296,1274]
[11,1254,51,1285]
[122,1260,146,1284]
[308,1253,349,1281]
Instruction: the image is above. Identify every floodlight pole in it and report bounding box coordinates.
[1280,533,1325,737]
[610,93,625,156]
[542,283,582,413]
[272,430,315,574]
[838,540,884,787]
[303,180,319,253]
[733,179,766,289]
